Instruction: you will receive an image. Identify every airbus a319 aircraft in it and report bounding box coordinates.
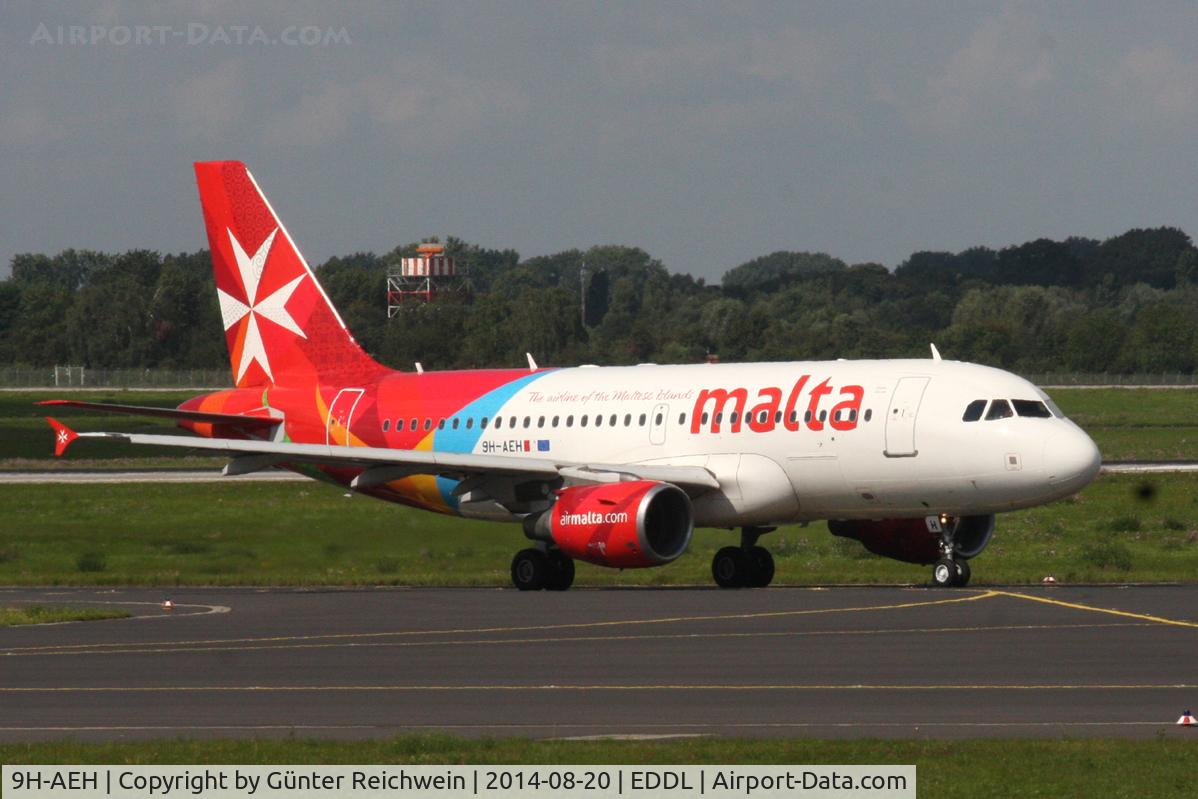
[45,161,1102,590]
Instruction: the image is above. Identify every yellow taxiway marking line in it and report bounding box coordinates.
[3,683,1197,693]
[0,590,998,655]
[995,590,1198,628]
[0,621,1145,658]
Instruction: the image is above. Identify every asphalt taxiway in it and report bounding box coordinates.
[1,585,1196,741]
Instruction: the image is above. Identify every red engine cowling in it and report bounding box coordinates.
[527,480,694,568]
[827,515,995,565]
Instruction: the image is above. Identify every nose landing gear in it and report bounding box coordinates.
[932,557,970,587]
[930,515,972,587]
[712,527,777,588]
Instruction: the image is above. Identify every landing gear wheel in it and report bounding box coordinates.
[745,546,775,588]
[932,558,957,588]
[712,546,748,588]
[511,548,548,591]
[544,551,575,591]
[953,559,971,587]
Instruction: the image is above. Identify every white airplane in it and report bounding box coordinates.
[45,161,1103,590]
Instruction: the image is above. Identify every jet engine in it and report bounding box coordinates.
[525,480,694,568]
[827,514,995,564]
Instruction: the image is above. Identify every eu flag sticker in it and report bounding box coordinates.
[537,439,550,452]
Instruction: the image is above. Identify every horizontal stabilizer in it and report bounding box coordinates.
[36,400,280,428]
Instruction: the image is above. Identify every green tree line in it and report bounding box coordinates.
[2,227,1197,375]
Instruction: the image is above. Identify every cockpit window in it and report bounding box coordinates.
[1013,399,1052,418]
[985,399,1013,420]
[962,399,987,422]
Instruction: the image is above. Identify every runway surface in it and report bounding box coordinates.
[2,585,1197,741]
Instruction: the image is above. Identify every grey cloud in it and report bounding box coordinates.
[2,2,1198,281]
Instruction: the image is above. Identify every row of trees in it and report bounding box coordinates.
[2,227,1197,375]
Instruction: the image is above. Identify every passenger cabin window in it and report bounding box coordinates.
[494,417,503,429]
[423,418,432,431]
[678,412,686,426]
[552,416,559,427]
[1013,399,1052,418]
[566,415,574,427]
[962,399,987,422]
[437,418,446,430]
[466,418,474,430]
[609,414,617,426]
[625,414,633,426]
[481,417,489,429]
[452,418,460,430]
[382,419,390,432]
[638,413,647,426]
[410,418,417,431]
[864,409,872,422]
[985,399,1014,421]
[595,414,603,427]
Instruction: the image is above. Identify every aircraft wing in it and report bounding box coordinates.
[45,419,720,493]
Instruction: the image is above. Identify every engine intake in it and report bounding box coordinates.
[526,480,693,568]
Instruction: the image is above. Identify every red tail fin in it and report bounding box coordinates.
[193,161,385,388]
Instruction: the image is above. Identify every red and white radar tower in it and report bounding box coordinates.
[387,243,470,316]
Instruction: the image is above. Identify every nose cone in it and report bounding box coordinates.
[1043,425,1102,492]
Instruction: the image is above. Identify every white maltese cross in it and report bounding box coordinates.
[217,227,306,382]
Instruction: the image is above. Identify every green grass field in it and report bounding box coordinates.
[1058,388,1198,460]
[0,390,221,468]
[2,736,1195,797]
[3,471,1195,585]
[0,605,130,626]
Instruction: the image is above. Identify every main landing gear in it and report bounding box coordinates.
[511,547,575,591]
[711,527,776,588]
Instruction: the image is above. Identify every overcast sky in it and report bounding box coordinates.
[2,1,1196,281]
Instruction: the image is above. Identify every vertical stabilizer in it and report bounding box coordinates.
[194,161,385,388]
